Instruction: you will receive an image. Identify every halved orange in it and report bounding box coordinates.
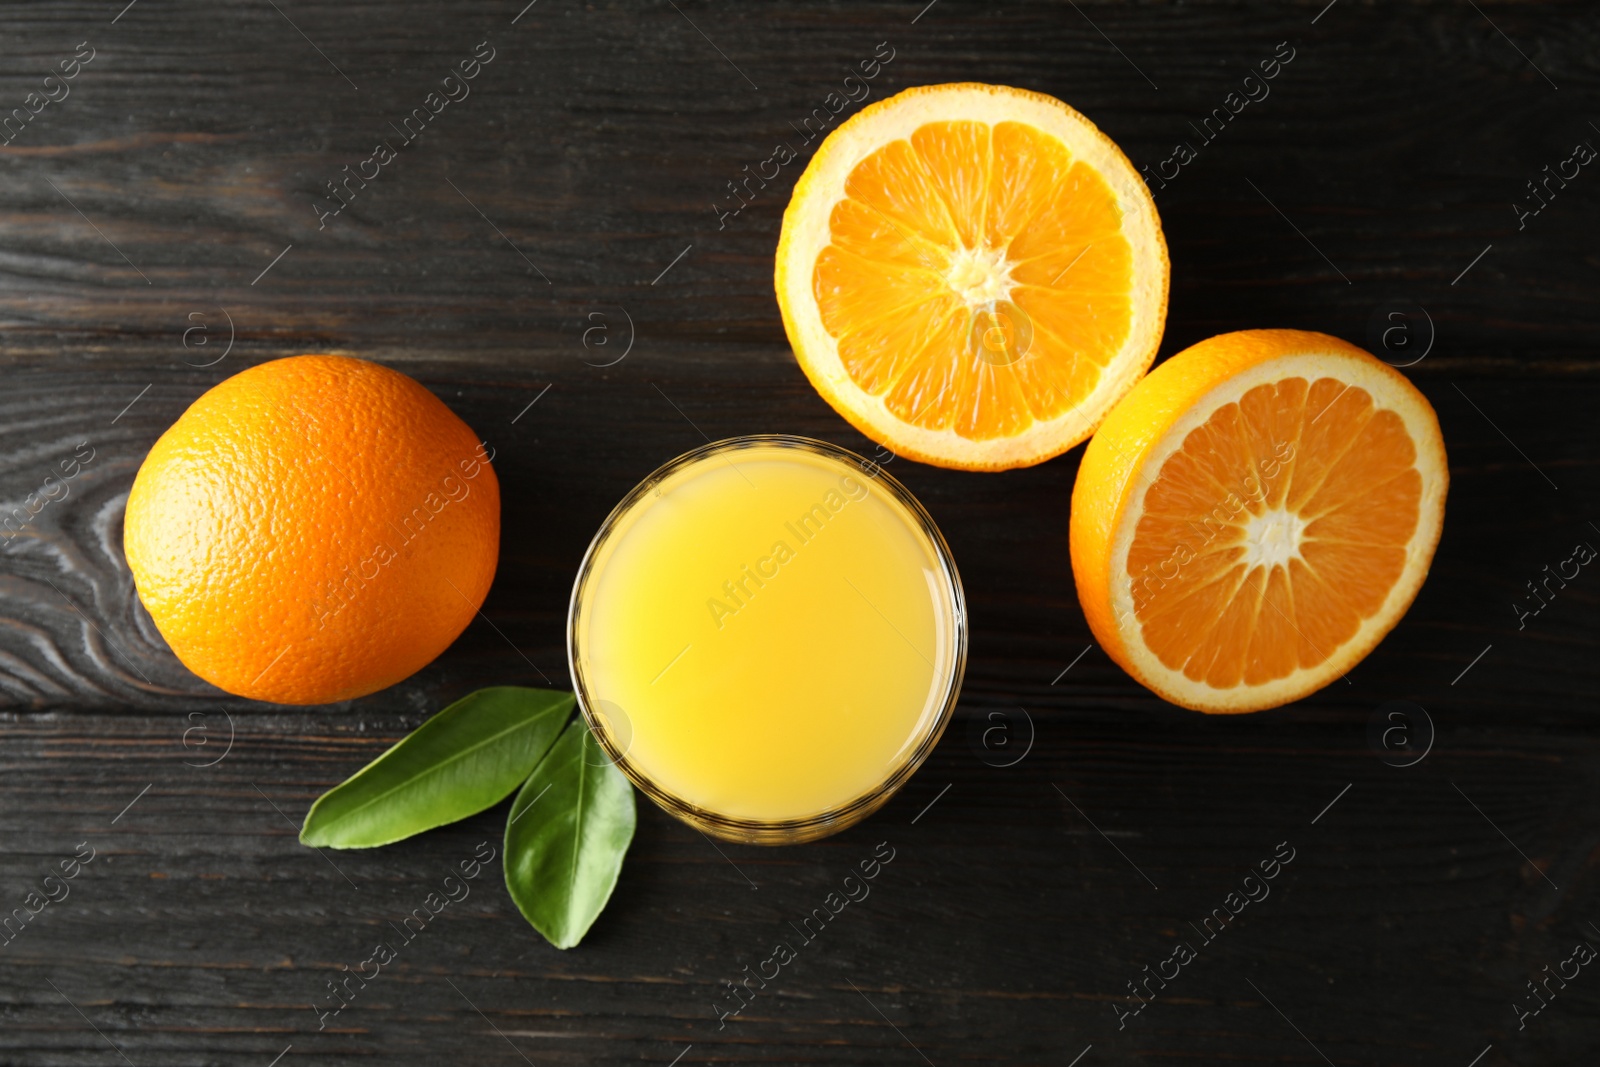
[1071,329,1448,713]
[776,83,1168,471]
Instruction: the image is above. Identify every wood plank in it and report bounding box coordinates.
[1,711,1597,1064]
[0,356,1593,712]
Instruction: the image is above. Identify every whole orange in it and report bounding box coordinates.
[124,355,500,704]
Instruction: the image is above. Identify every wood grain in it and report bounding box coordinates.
[0,1,1596,1065]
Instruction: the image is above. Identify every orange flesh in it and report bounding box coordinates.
[1127,377,1422,688]
[813,120,1133,440]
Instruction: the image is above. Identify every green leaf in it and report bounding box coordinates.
[300,687,573,849]
[504,718,636,949]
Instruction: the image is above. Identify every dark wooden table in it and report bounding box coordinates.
[1,2,1596,1064]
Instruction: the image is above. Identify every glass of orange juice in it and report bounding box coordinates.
[569,435,966,844]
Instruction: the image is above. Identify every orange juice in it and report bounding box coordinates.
[569,436,965,843]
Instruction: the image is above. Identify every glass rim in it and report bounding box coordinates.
[566,433,967,845]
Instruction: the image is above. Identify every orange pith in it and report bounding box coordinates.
[815,119,1132,439]
[1130,376,1421,689]
[123,355,500,705]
